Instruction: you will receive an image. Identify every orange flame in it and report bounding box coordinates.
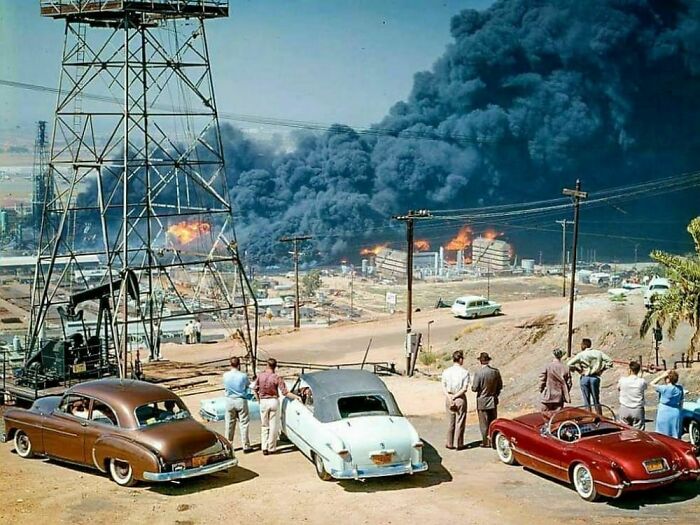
[414,239,430,252]
[360,244,388,256]
[445,225,473,250]
[168,221,211,244]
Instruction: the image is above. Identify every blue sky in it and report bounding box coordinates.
[0,0,494,145]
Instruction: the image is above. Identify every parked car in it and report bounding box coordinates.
[280,369,428,480]
[489,406,699,501]
[644,278,671,308]
[1,379,237,486]
[451,295,501,319]
[682,398,700,446]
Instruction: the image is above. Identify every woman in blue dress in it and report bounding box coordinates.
[650,370,684,438]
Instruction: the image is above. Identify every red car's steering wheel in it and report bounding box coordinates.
[557,420,582,442]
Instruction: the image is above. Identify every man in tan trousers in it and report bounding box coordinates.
[441,350,470,450]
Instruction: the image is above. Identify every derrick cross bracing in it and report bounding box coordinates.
[30,0,257,378]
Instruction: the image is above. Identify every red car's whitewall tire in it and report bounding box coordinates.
[109,458,138,487]
[572,463,599,502]
[14,431,34,459]
[494,432,517,465]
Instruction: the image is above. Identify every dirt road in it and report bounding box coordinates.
[164,295,568,368]
[1,407,698,525]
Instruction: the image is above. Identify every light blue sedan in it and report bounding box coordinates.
[280,369,428,480]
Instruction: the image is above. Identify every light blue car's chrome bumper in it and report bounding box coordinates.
[330,461,428,480]
[143,458,238,482]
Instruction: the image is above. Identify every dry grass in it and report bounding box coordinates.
[453,322,485,340]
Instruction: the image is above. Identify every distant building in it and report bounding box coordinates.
[373,248,440,279]
[472,237,512,272]
[374,248,407,279]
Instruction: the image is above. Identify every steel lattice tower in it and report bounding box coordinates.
[31,1,256,377]
[31,120,53,241]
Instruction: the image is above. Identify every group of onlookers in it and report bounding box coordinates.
[443,337,687,449]
[442,350,503,449]
[222,357,299,455]
[183,319,202,344]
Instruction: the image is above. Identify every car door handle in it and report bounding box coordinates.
[80,421,89,427]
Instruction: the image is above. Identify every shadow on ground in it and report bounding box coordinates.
[338,440,452,493]
[148,466,258,495]
[608,481,700,509]
[522,466,700,508]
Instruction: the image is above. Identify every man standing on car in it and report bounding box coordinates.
[254,358,299,455]
[472,352,503,447]
[618,360,647,429]
[441,350,470,450]
[539,348,572,412]
[223,356,252,453]
[567,338,613,414]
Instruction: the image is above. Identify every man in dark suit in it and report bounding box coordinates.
[472,352,503,447]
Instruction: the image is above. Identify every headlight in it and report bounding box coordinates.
[172,462,186,471]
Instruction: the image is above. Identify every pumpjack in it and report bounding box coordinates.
[16,272,139,389]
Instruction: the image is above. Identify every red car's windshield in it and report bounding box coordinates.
[546,406,622,442]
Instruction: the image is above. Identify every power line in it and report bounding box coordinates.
[0,78,495,146]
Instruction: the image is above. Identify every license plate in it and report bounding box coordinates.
[192,456,208,468]
[644,459,667,474]
[370,453,393,465]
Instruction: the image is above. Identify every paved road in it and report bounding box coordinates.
[166,295,569,369]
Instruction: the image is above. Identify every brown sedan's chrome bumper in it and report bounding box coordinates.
[143,458,238,482]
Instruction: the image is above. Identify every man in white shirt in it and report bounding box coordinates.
[618,360,647,429]
[441,350,470,450]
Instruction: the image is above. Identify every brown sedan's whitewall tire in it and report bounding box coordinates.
[14,430,34,459]
[109,458,138,487]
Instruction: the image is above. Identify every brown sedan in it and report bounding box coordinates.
[1,378,237,486]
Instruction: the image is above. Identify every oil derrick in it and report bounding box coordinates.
[31,120,52,242]
[30,1,256,379]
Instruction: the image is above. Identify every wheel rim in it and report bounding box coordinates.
[496,434,512,462]
[574,465,593,497]
[691,422,700,445]
[112,460,132,482]
[16,433,30,456]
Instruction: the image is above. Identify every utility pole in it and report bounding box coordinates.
[487,262,491,300]
[393,209,431,375]
[556,219,574,297]
[563,180,588,357]
[280,235,312,329]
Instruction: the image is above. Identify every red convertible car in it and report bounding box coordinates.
[489,406,700,501]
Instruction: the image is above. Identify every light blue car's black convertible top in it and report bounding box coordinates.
[299,369,402,423]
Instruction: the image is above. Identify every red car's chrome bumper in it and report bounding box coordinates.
[598,469,700,498]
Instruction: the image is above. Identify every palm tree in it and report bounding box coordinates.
[640,217,700,353]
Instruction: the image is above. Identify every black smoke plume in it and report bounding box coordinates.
[229,0,700,265]
[78,1,700,265]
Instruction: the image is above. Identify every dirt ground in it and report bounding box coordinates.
[2,290,700,524]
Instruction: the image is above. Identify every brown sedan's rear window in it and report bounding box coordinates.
[135,400,190,427]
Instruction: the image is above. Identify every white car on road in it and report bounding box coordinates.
[280,370,428,480]
[644,278,670,308]
[451,295,502,319]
